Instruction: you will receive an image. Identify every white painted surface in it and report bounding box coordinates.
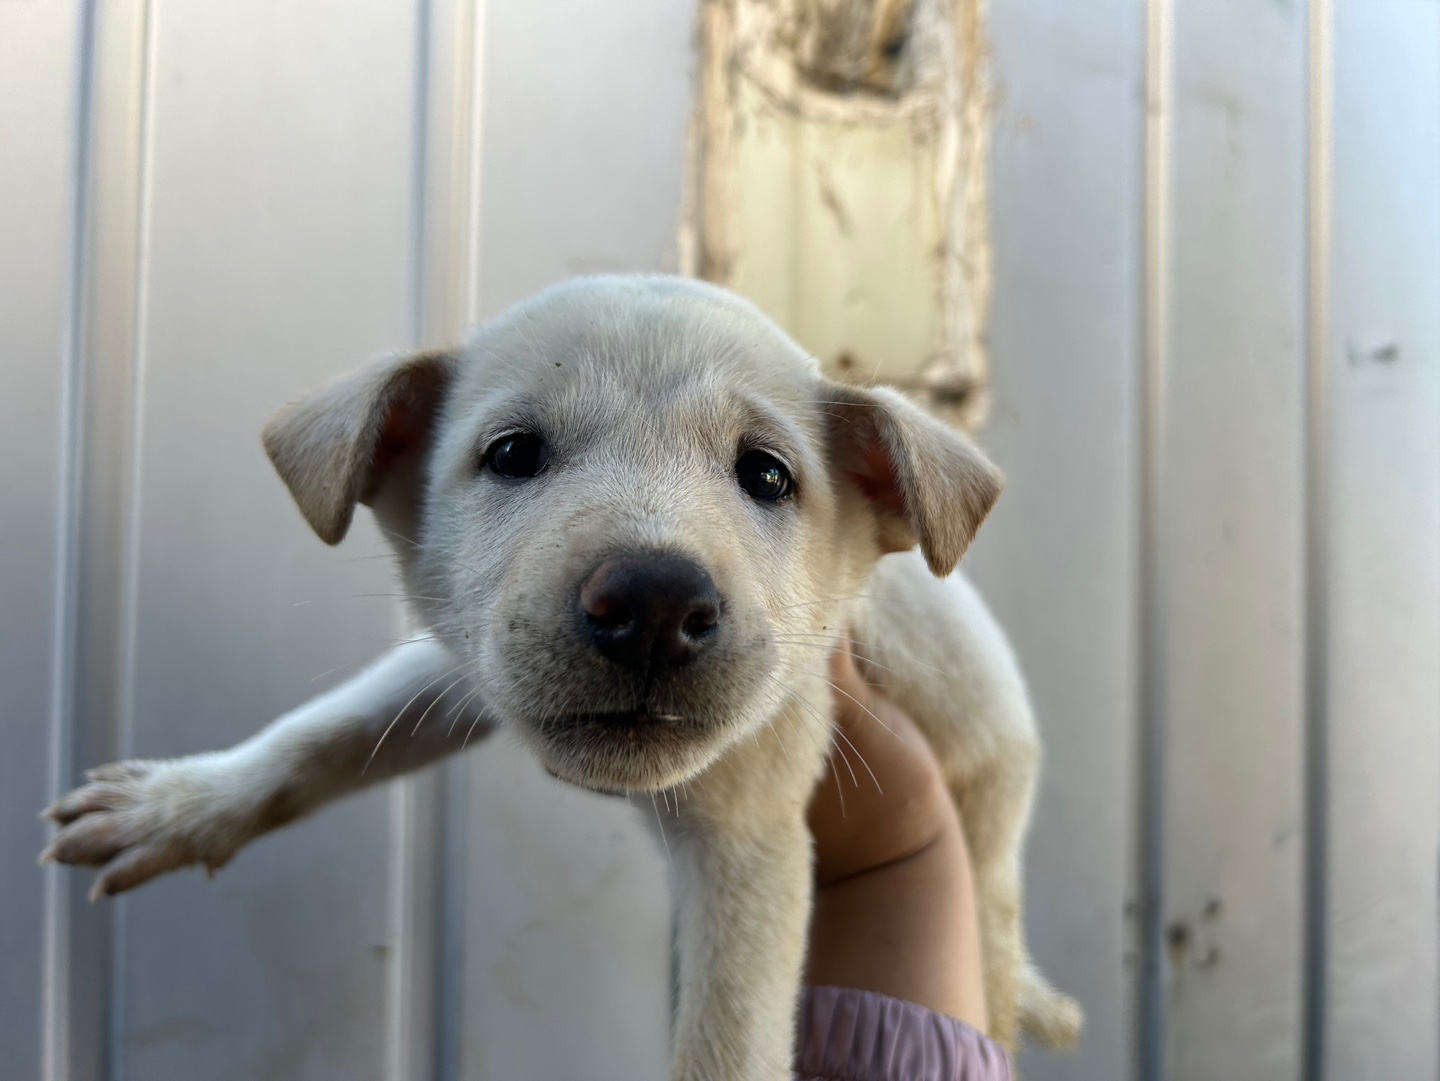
[474,0,696,311]
[0,6,85,1081]
[1157,2,1308,1076]
[970,0,1142,1077]
[1323,3,1440,1077]
[3,2,1437,1079]
[109,3,421,1078]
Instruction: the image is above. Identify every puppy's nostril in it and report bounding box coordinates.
[583,594,634,631]
[682,606,718,640]
[592,608,632,631]
[581,576,634,630]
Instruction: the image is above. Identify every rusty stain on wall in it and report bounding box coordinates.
[678,0,993,430]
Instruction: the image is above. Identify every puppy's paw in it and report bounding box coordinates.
[1019,965,1084,1050]
[40,757,254,900]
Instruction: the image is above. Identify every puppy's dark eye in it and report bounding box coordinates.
[485,433,550,479]
[735,449,794,502]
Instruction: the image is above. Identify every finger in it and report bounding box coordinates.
[40,815,131,868]
[90,844,183,901]
[42,783,126,826]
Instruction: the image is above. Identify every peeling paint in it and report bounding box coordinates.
[679,0,994,430]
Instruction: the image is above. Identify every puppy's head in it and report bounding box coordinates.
[264,276,1000,791]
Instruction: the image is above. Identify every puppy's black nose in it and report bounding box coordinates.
[580,552,721,674]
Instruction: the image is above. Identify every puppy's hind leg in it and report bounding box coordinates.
[853,554,1082,1050]
[952,748,1032,1049]
[949,748,1079,1051]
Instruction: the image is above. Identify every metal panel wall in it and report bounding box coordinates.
[1322,2,1440,1077]
[1154,1,1309,1076]
[7,1,426,1077]
[0,6,86,1080]
[110,3,424,1078]
[4,2,1439,1080]
[968,2,1143,1080]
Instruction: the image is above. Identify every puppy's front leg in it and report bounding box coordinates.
[41,636,494,898]
[668,710,826,1081]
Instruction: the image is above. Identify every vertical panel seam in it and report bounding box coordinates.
[441,11,487,1078]
[1302,1,1334,1078]
[114,0,159,770]
[462,0,487,329]
[1137,0,1173,1077]
[42,3,99,1078]
[107,0,160,1076]
[385,0,435,1074]
[409,0,433,350]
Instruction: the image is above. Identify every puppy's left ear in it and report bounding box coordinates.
[262,349,457,545]
[823,382,1003,576]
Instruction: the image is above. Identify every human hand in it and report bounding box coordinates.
[806,640,989,1032]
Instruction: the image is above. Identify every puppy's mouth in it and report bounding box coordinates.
[521,706,727,792]
[552,708,694,752]
[565,710,685,731]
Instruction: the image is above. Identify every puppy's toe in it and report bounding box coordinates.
[85,760,155,784]
[90,844,183,901]
[43,782,128,826]
[42,815,132,868]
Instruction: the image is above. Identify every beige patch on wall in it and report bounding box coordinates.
[678,0,992,431]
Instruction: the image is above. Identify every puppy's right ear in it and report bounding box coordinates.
[262,349,456,545]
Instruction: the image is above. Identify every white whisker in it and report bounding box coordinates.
[365,663,466,773]
[410,673,472,737]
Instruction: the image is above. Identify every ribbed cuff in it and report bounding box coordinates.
[795,986,1013,1081]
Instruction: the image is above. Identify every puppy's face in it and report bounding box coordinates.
[263,277,1000,792]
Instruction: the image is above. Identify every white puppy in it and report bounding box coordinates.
[42,276,1080,1077]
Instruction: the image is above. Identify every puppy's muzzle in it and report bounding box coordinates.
[580,551,720,676]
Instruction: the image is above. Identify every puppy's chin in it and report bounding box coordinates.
[515,711,733,794]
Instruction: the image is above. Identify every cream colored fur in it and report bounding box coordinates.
[42,275,1079,1076]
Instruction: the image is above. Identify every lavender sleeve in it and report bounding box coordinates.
[795,986,1013,1081]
